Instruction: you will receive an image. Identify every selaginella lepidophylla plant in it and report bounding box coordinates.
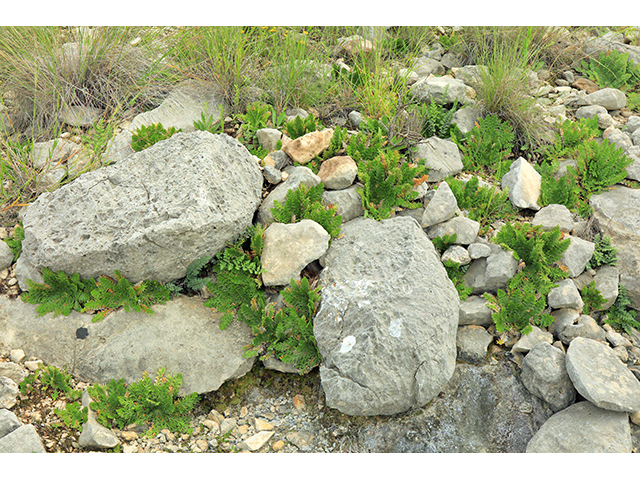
[199,225,323,373]
[484,223,570,335]
[21,268,171,322]
[537,117,632,217]
[87,366,198,437]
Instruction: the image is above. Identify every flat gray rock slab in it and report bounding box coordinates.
[565,337,640,413]
[526,401,631,453]
[0,295,255,396]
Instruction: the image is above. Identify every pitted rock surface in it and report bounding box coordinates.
[20,131,262,284]
[314,216,459,416]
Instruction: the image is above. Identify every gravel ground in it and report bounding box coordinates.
[4,345,379,453]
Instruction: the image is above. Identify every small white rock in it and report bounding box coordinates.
[10,349,25,363]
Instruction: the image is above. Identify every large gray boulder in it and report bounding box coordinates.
[314,216,459,416]
[590,186,640,310]
[19,131,263,285]
[0,295,255,395]
[0,424,46,453]
[526,401,632,453]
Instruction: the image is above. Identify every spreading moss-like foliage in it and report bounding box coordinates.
[357,150,427,220]
[485,223,571,334]
[3,222,24,262]
[87,367,199,437]
[243,277,323,373]
[21,268,171,322]
[586,233,618,270]
[605,284,640,335]
[446,175,517,232]
[581,280,605,315]
[271,183,342,239]
[204,225,265,330]
[452,114,514,179]
[131,123,181,152]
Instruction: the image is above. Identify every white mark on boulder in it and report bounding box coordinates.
[389,318,403,338]
[339,335,357,353]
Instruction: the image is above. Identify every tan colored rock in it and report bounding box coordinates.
[254,417,274,431]
[281,129,334,164]
[572,77,599,94]
[338,35,373,55]
[239,431,275,452]
[317,155,357,190]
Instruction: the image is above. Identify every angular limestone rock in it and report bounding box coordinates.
[566,337,640,413]
[20,131,262,284]
[526,401,631,453]
[315,216,459,416]
[261,220,330,286]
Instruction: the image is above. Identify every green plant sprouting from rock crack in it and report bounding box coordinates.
[131,123,182,152]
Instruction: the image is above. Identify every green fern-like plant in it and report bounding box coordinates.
[577,49,640,90]
[419,97,459,139]
[605,284,640,334]
[484,282,553,335]
[183,254,214,292]
[442,259,473,301]
[22,268,94,317]
[568,138,632,197]
[193,106,225,134]
[357,150,427,220]
[586,233,618,270]
[446,176,517,232]
[496,223,570,296]
[22,268,171,322]
[538,170,584,214]
[432,233,458,255]
[485,223,571,334]
[205,225,265,330]
[244,277,323,373]
[452,114,514,178]
[3,222,24,262]
[544,117,600,162]
[88,367,198,437]
[321,126,348,160]
[84,272,170,322]
[284,113,322,140]
[581,281,606,315]
[131,123,181,152]
[271,183,342,239]
[346,128,386,163]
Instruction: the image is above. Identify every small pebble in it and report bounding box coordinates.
[10,349,25,363]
